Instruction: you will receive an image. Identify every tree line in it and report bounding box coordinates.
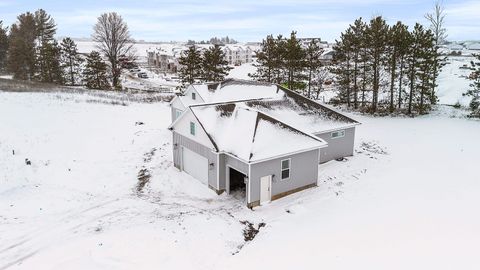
[0,10,134,90]
[249,32,327,99]
[177,44,232,85]
[331,15,445,115]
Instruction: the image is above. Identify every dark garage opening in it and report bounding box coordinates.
[229,167,246,198]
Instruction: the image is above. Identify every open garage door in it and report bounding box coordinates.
[182,147,208,185]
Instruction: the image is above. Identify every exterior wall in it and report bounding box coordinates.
[315,127,355,163]
[170,97,185,122]
[184,85,205,104]
[249,149,320,205]
[172,131,219,190]
[172,109,214,149]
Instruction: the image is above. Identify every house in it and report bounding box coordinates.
[168,79,360,207]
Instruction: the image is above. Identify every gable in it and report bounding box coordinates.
[172,109,215,150]
[184,85,206,104]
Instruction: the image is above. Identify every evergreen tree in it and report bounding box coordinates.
[387,22,407,112]
[37,39,63,83]
[201,45,231,82]
[34,9,56,45]
[83,51,110,90]
[463,54,480,118]
[34,9,60,82]
[331,29,353,105]
[60,37,83,85]
[304,39,324,98]
[395,24,411,109]
[7,12,37,80]
[283,31,305,90]
[250,35,277,83]
[178,45,202,84]
[365,16,389,113]
[406,23,436,115]
[0,21,8,73]
[350,18,366,109]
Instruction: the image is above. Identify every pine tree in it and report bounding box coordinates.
[202,44,231,82]
[395,24,411,109]
[178,45,202,85]
[387,22,407,112]
[331,29,353,105]
[0,21,8,73]
[304,39,324,98]
[37,40,63,83]
[250,35,277,83]
[83,51,110,90]
[463,54,480,117]
[365,16,389,113]
[60,37,83,85]
[350,18,366,109]
[34,9,59,82]
[283,31,305,90]
[7,12,37,80]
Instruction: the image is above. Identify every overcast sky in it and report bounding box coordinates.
[0,0,478,42]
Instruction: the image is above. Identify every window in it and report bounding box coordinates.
[281,159,290,180]
[190,122,195,135]
[331,130,345,139]
[191,92,196,100]
[175,109,182,119]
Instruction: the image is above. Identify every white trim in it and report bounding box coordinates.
[312,123,360,135]
[216,152,220,190]
[249,145,327,164]
[247,163,251,204]
[168,107,192,129]
[280,158,291,180]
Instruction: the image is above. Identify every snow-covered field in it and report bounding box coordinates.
[1,89,479,269]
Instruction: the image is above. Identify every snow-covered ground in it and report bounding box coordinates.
[1,89,479,269]
[436,56,474,106]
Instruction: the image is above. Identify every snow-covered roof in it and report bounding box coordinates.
[243,90,359,133]
[190,79,285,103]
[185,80,359,133]
[190,103,327,162]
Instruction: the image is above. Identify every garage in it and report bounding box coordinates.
[182,147,209,185]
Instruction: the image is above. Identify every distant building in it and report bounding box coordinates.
[221,45,254,66]
[147,44,254,72]
[146,47,181,73]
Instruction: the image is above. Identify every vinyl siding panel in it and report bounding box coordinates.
[315,127,355,163]
[172,131,218,189]
[249,149,320,203]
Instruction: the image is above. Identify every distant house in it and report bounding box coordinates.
[168,79,360,207]
[146,47,181,73]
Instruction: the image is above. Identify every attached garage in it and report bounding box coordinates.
[182,147,208,185]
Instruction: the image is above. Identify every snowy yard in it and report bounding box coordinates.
[1,91,479,269]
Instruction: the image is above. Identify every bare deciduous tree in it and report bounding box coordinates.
[425,1,447,103]
[92,12,133,89]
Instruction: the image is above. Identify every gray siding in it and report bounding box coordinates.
[219,154,249,191]
[315,127,355,163]
[249,149,320,203]
[172,131,218,189]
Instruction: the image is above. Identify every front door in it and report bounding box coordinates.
[260,175,271,204]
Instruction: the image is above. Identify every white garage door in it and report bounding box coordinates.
[182,147,208,184]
